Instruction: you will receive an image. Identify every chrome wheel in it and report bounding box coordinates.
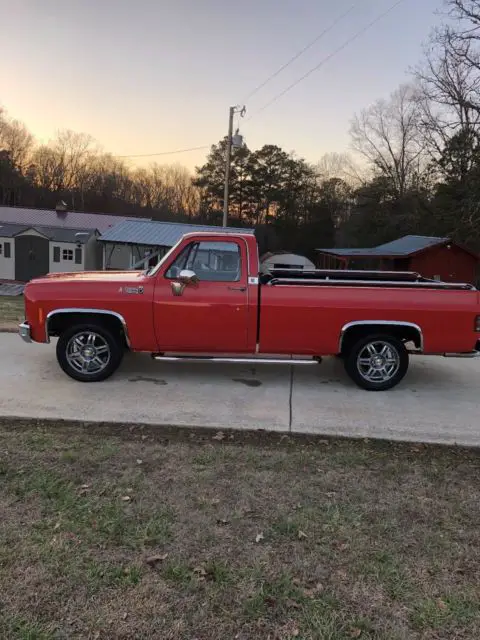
[66,331,111,375]
[356,340,400,384]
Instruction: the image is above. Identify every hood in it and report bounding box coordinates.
[30,270,147,285]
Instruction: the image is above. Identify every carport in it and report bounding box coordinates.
[99,219,254,270]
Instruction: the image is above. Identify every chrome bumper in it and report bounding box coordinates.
[19,322,32,343]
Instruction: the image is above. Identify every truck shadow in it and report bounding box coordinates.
[119,352,463,392]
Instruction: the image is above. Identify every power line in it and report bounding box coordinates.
[243,3,356,102]
[247,0,406,121]
[115,0,404,158]
[115,144,210,159]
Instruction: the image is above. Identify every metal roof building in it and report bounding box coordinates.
[317,236,451,258]
[0,205,148,233]
[317,235,479,284]
[99,219,254,246]
[99,219,255,270]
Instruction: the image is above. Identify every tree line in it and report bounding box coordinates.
[0,122,200,222]
[1,0,480,257]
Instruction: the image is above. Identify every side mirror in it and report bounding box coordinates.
[179,269,199,285]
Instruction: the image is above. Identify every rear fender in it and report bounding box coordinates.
[339,321,423,354]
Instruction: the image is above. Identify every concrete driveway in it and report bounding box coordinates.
[0,333,479,446]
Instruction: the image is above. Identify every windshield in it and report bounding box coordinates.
[145,240,183,277]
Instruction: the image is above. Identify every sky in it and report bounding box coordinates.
[0,0,443,170]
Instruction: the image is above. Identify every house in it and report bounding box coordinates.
[0,223,100,282]
[0,205,150,281]
[317,235,479,284]
[99,219,255,270]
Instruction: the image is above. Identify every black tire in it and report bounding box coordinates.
[344,333,409,391]
[56,323,124,382]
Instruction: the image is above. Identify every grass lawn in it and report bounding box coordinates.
[0,295,24,327]
[0,422,479,640]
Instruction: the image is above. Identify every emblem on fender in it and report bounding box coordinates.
[122,286,144,294]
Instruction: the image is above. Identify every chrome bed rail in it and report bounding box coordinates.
[268,277,476,291]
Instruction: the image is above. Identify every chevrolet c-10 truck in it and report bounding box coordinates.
[19,232,480,391]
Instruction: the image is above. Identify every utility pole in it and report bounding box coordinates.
[222,107,234,228]
[223,105,246,227]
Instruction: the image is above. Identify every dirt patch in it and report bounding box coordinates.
[0,422,479,639]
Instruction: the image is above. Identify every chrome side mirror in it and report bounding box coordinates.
[171,269,199,297]
[179,269,199,285]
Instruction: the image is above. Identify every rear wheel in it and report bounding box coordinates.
[56,323,124,382]
[344,334,409,391]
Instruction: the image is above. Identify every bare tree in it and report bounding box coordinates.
[31,130,96,201]
[0,109,34,169]
[445,1,480,70]
[316,151,366,188]
[415,25,480,165]
[151,164,200,217]
[350,84,425,197]
[128,164,199,218]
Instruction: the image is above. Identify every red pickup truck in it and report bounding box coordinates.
[19,232,480,391]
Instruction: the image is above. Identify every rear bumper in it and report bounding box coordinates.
[443,338,480,358]
[19,322,31,343]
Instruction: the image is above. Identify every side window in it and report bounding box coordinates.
[75,248,82,264]
[4,242,10,258]
[166,241,241,282]
[53,246,60,263]
[62,249,73,261]
[165,244,193,279]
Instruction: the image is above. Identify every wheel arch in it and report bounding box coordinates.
[46,308,130,347]
[339,321,423,355]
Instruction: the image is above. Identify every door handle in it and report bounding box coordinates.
[228,286,246,292]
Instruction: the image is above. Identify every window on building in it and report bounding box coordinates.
[0,244,2,255]
[53,246,60,263]
[166,241,241,282]
[62,249,73,261]
[75,248,82,264]
[4,242,10,258]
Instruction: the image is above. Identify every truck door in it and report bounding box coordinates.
[153,238,250,352]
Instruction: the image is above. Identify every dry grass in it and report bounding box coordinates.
[0,295,24,328]
[0,422,479,639]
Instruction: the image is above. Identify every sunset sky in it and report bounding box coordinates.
[1,0,441,169]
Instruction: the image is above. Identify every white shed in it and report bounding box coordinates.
[0,223,100,282]
[260,252,315,271]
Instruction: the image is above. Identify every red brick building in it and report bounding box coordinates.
[317,235,479,284]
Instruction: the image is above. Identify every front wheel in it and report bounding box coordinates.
[56,323,124,382]
[344,334,409,391]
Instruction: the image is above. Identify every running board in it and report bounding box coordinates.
[443,351,480,358]
[152,355,320,365]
